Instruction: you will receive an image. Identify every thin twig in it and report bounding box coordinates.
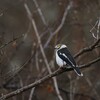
[0,57,100,100]
[32,0,53,48]
[35,52,40,71]
[29,88,35,100]
[3,46,37,86]
[74,38,100,58]
[24,3,63,100]
[44,1,73,48]
[90,20,98,39]
[0,34,24,49]
[32,0,47,26]
[52,61,63,100]
[24,3,51,72]
[90,18,100,40]
[33,0,73,48]
[78,57,100,69]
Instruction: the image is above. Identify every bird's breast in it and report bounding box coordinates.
[56,52,66,67]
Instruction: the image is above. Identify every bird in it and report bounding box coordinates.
[55,44,83,76]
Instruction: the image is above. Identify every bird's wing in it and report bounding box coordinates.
[57,48,83,76]
[57,48,76,68]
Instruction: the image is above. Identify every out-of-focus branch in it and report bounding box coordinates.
[74,38,100,58]
[32,0,47,27]
[24,3,63,100]
[33,0,73,48]
[3,48,37,86]
[44,1,73,48]
[0,34,24,49]
[90,18,100,40]
[0,57,100,100]
[32,0,73,48]
[29,87,35,100]
[79,57,100,69]
[24,3,51,72]
[59,88,95,100]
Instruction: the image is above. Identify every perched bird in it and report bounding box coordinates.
[55,44,83,76]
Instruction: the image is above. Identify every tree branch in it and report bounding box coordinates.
[74,38,100,58]
[0,34,24,49]
[44,1,73,48]
[0,57,100,100]
[24,3,63,100]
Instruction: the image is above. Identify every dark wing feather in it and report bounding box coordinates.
[57,48,76,67]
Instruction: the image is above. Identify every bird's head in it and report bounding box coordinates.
[55,44,67,50]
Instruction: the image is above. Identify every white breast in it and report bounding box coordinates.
[56,51,66,67]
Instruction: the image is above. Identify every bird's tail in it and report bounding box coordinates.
[73,67,83,76]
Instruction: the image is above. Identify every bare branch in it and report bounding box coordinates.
[79,57,100,69]
[0,57,100,100]
[24,3,63,100]
[0,34,24,49]
[74,38,100,58]
[32,0,73,48]
[90,18,100,40]
[29,88,35,100]
[24,3,51,72]
[44,1,73,48]
[32,0,47,26]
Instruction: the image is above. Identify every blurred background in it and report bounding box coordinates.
[0,0,100,100]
